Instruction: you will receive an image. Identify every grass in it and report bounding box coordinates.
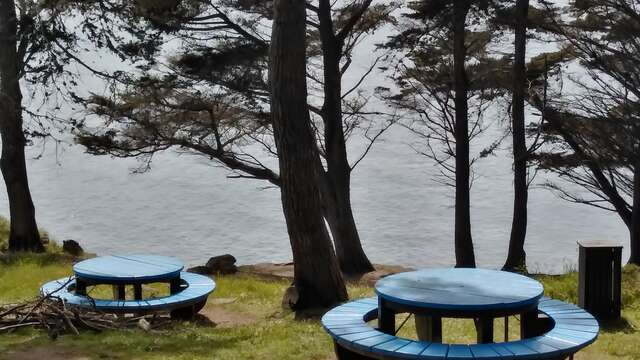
[0,218,9,252]
[0,217,58,254]
[0,253,362,360]
[1,253,640,359]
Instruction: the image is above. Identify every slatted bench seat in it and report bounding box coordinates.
[41,272,215,316]
[322,297,598,360]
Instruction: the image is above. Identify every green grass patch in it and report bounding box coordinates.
[0,215,63,255]
[1,256,640,359]
[0,217,9,252]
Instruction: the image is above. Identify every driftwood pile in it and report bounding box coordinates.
[0,279,173,339]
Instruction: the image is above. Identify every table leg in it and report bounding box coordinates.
[113,284,126,300]
[134,284,143,300]
[521,308,538,339]
[415,315,442,342]
[504,316,509,342]
[75,279,87,296]
[377,298,395,335]
[170,278,181,295]
[475,317,494,343]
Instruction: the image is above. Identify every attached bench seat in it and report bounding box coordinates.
[322,297,598,360]
[40,272,215,313]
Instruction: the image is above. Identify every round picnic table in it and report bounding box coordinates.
[42,254,215,319]
[375,268,544,343]
[73,254,185,300]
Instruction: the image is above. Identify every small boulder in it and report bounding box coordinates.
[62,240,83,256]
[205,254,237,274]
[186,265,211,275]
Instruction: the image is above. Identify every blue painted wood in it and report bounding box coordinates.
[519,339,558,355]
[73,255,184,283]
[395,341,430,356]
[447,345,473,359]
[353,334,397,349]
[375,268,544,313]
[322,297,598,360]
[40,271,214,313]
[420,343,448,358]
[339,330,380,342]
[487,344,514,359]
[331,326,374,336]
[468,344,501,359]
[374,338,412,353]
[499,342,536,357]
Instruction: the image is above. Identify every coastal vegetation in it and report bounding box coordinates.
[1,252,640,359]
[0,0,639,314]
[1,1,639,358]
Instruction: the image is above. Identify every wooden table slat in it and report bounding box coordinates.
[73,254,184,283]
[375,268,543,312]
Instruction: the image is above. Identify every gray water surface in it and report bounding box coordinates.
[0,126,628,273]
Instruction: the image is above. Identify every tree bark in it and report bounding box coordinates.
[504,0,530,272]
[630,158,640,265]
[316,0,374,275]
[0,0,44,253]
[269,0,348,309]
[322,181,374,275]
[452,1,475,268]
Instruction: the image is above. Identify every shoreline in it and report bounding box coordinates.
[236,262,415,286]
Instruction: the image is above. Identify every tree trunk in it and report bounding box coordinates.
[0,0,43,253]
[316,0,374,275]
[452,1,475,268]
[504,0,530,272]
[630,158,640,265]
[269,0,348,309]
[322,179,374,275]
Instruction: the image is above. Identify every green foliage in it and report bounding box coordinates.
[0,216,65,256]
[524,0,640,222]
[0,217,9,253]
[0,256,371,359]
[2,257,640,359]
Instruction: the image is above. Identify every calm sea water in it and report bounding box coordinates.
[0,125,628,273]
[1,13,627,273]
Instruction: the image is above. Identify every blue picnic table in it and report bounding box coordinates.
[322,268,598,360]
[40,254,215,318]
[73,254,185,300]
[376,268,544,343]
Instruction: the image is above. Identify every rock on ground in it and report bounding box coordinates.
[187,254,238,275]
[62,240,83,256]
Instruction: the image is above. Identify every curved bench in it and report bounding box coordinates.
[40,272,215,316]
[322,297,598,360]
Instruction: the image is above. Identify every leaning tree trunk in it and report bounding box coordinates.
[0,0,44,253]
[504,0,530,272]
[322,177,374,275]
[630,158,640,265]
[452,1,475,268]
[270,0,348,310]
[317,0,374,275]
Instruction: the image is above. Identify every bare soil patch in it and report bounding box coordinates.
[237,263,412,286]
[199,304,258,328]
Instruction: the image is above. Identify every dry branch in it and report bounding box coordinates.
[0,296,175,338]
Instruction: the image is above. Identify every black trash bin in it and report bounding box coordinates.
[578,240,623,321]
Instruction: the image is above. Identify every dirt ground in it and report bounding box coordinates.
[199,300,258,328]
[237,263,413,286]
[1,262,409,360]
